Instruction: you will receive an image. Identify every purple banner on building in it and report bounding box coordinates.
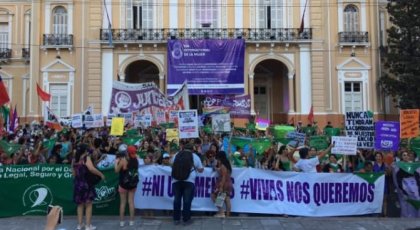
[167,39,245,95]
[109,81,171,114]
[202,95,251,118]
[374,121,400,151]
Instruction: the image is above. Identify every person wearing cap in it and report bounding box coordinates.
[115,145,139,227]
[161,153,171,166]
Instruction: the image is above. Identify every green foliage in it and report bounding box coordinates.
[378,1,420,109]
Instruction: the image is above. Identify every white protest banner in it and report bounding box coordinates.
[168,110,179,125]
[287,131,306,143]
[345,111,375,148]
[178,110,199,138]
[92,114,104,128]
[331,136,358,155]
[135,114,152,128]
[71,114,83,128]
[212,113,231,132]
[156,111,166,124]
[106,114,116,127]
[120,113,133,126]
[84,114,95,128]
[135,166,384,217]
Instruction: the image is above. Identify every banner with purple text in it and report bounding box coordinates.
[203,95,251,118]
[375,121,400,151]
[167,39,245,95]
[135,166,384,217]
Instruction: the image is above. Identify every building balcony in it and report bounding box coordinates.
[0,48,12,61]
[22,48,30,61]
[100,28,312,44]
[42,34,73,49]
[338,32,369,45]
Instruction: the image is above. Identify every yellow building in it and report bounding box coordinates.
[0,0,396,127]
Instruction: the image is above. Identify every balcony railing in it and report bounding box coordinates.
[22,48,30,60]
[338,32,369,43]
[100,28,312,43]
[43,34,73,47]
[0,48,11,60]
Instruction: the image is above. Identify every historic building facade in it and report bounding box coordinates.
[0,0,395,126]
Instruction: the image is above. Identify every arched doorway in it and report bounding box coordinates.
[254,59,289,123]
[124,60,159,86]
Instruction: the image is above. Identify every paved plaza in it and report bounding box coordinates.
[1,215,420,230]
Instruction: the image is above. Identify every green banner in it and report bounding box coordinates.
[272,125,295,139]
[0,164,119,217]
[309,136,329,150]
[324,128,341,137]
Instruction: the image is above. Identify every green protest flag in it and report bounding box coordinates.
[354,172,384,184]
[406,199,420,210]
[234,127,247,133]
[303,127,315,136]
[43,138,57,150]
[397,161,420,174]
[0,140,22,156]
[159,123,175,129]
[230,137,253,149]
[203,125,213,134]
[272,125,295,139]
[231,154,245,167]
[324,128,341,137]
[121,135,143,145]
[0,106,10,125]
[246,123,256,132]
[275,137,293,145]
[137,150,147,159]
[309,136,329,150]
[125,128,138,137]
[400,138,409,148]
[409,137,420,158]
[251,138,272,155]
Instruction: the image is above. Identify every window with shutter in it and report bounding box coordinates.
[257,0,284,29]
[127,0,153,29]
[344,82,363,112]
[0,22,8,49]
[50,84,69,117]
[53,6,68,34]
[194,0,218,28]
[344,5,359,32]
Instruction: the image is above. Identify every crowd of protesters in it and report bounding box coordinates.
[0,118,419,220]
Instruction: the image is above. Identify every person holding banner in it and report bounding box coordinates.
[72,144,105,230]
[293,143,333,173]
[211,151,233,218]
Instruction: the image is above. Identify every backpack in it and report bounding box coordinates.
[171,150,194,181]
[121,158,139,189]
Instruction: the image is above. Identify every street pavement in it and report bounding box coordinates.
[1,215,420,230]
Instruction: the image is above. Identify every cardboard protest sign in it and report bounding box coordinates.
[345,111,374,148]
[331,136,358,155]
[166,128,179,144]
[400,109,419,138]
[71,114,83,128]
[110,117,124,136]
[212,113,231,132]
[178,110,199,138]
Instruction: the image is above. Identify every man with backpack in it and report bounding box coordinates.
[171,141,204,226]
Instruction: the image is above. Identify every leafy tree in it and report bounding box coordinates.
[378,1,420,109]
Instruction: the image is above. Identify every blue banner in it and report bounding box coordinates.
[167,39,245,95]
[374,121,400,151]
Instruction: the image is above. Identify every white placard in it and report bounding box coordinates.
[178,110,199,138]
[212,113,231,132]
[331,136,358,155]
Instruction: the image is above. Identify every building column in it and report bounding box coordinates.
[249,73,256,115]
[288,72,295,113]
[159,74,165,92]
[102,50,113,115]
[299,44,312,114]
